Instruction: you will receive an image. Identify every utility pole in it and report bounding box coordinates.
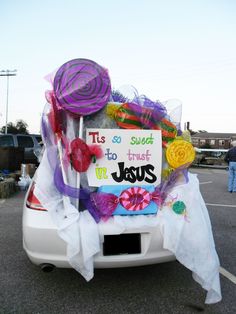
[184,121,190,131]
[0,69,17,134]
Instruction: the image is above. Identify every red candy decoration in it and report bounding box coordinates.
[70,138,103,172]
[70,138,92,172]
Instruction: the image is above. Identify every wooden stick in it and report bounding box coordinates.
[57,136,70,207]
[75,116,84,209]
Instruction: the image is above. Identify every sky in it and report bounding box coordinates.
[1,0,236,134]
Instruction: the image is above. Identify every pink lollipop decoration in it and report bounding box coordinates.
[120,187,151,211]
[90,186,161,220]
[53,58,111,116]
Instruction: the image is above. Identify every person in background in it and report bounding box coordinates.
[224,141,236,192]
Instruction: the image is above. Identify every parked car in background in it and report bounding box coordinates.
[193,148,228,168]
[0,133,42,164]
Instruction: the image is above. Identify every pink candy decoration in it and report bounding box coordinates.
[91,186,162,220]
[120,187,151,211]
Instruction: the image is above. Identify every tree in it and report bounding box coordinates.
[1,119,29,134]
[15,120,29,134]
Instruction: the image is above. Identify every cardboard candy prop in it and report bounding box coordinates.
[107,102,150,129]
[159,118,177,147]
[52,58,111,178]
[172,200,186,215]
[106,102,177,147]
[91,186,161,221]
[45,59,111,207]
[166,139,196,169]
[70,138,103,172]
[119,187,153,211]
[53,58,111,116]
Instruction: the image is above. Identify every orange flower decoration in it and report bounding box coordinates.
[166,139,195,169]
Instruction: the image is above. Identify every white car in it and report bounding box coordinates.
[22,178,175,272]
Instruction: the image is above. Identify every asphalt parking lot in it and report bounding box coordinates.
[0,167,235,314]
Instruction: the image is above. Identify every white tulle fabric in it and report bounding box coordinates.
[34,152,100,281]
[34,151,221,304]
[159,173,222,304]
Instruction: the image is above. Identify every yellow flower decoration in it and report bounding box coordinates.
[166,139,195,169]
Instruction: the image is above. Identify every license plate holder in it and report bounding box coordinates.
[103,233,141,256]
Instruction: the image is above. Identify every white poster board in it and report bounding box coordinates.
[86,129,162,187]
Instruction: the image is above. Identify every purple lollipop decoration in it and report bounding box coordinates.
[53,58,111,116]
[53,59,111,212]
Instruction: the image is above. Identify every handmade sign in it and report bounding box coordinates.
[86,129,162,187]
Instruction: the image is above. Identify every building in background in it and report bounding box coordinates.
[192,132,236,149]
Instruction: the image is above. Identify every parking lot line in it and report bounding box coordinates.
[206,203,236,208]
[199,181,213,185]
[0,199,6,205]
[219,267,236,284]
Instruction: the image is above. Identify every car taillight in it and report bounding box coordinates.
[26,183,47,211]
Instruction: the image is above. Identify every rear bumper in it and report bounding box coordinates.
[23,206,175,269]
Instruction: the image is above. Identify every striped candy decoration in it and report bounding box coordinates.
[53,58,111,116]
[107,103,177,147]
[107,102,156,129]
[119,186,151,211]
[159,118,177,147]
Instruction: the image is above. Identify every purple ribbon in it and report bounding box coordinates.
[54,163,100,222]
[41,111,99,222]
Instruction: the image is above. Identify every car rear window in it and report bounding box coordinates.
[17,136,34,148]
[35,135,43,145]
[0,135,14,147]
